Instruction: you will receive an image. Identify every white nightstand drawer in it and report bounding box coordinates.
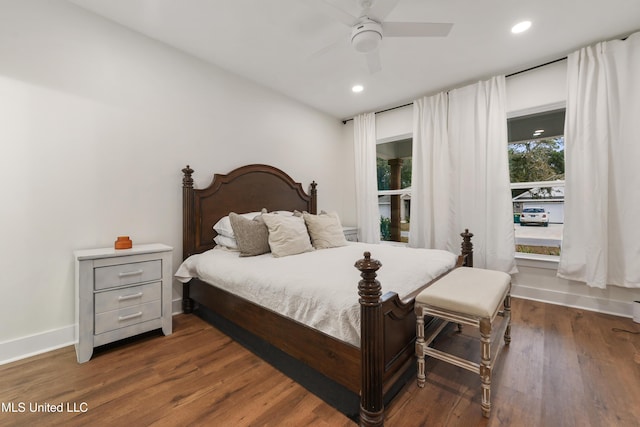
[95,300,161,334]
[94,260,162,290]
[95,282,162,314]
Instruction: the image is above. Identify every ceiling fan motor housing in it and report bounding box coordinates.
[351,19,383,53]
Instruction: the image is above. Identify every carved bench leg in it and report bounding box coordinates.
[416,313,426,387]
[480,318,492,418]
[504,292,512,345]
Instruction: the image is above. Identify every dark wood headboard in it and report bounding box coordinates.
[182,164,317,259]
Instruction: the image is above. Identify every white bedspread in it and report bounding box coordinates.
[175,242,456,346]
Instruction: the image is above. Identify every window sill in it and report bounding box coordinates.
[515,252,559,270]
[378,245,560,270]
[379,241,408,247]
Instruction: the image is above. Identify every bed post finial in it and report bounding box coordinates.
[310,181,318,214]
[355,252,384,427]
[182,165,194,188]
[461,229,474,267]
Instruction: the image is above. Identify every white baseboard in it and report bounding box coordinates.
[172,297,183,315]
[0,325,76,366]
[2,299,184,366]
[512,283,634,319]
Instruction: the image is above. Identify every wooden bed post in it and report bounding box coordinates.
[182,165,195,314]
[310,181,318,215]
[461,229,474,267]
[355,252,384,427]
[182,165,195,259]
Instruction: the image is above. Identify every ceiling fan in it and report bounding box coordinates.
[307,0,453,73]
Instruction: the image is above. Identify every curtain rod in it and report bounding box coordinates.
[341,56,568,124]
[342,102,411,124]
[505,56,567,78]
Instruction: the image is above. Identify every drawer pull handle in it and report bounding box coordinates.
[118,292,143,301]
[118,269,144,278]
[118,312,143,321]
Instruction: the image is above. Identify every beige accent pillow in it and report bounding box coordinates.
[229,212,270,257]
[303,211,348,249]
[262,213,314,258]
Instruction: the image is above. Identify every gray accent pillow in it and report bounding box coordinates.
[303,211,348,249]
[229,212,270,257]
[262,213,314,257]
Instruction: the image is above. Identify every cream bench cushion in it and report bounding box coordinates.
[416,267,510,318]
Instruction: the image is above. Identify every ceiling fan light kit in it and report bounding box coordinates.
[351,19,383,53]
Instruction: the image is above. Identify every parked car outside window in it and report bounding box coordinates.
[520,207,549,226]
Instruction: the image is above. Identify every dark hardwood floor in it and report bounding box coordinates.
[1,298,639,426]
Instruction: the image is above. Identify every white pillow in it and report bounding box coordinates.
[213,210,264,238]
[262,213,314,258]
[272,210,296,216]
[213,234,238,250]
[303,211,348,249]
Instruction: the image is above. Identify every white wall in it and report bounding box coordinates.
[375,105,413,142]
[0,0,353,362]
[505,59,567,114]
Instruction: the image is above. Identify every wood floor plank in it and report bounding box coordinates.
[1,298,639,426]
[539,304,590,427]
[499,297,544,400]
[571,309,640,426]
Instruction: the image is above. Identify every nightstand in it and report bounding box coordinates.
[74,243,173,363]
[343,226,358,242]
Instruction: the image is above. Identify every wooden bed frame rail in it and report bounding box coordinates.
[181,164,473,426]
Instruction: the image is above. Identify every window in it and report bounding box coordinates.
[508,108,565,256]
[376,138,412,242]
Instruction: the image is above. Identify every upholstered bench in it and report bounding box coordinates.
[414,266,511,417]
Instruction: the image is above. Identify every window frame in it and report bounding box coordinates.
[507,103,566,258]
[376,135,412,243]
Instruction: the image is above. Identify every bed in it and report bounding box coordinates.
[179,164,473,426]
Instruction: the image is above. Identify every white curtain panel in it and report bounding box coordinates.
[353,112,381,243]
[447,76,517,273]
[409,92,451,249]
[558,32,640,288]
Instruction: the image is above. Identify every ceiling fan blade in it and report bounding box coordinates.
[367,0,402,21]
[383,22,453,37]
[304,0,358,27]
[308,35,349,59]
[365,50,382,74]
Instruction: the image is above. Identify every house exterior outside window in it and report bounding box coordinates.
[508,108,565,256]
[377,139,411,243]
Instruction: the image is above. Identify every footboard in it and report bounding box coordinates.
[379,292,426,395]
[355,230,474,426]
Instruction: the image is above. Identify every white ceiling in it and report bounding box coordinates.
[68,0,640,120]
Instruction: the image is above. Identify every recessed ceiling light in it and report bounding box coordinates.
[511,21,532,34]
[352,84,364,93]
